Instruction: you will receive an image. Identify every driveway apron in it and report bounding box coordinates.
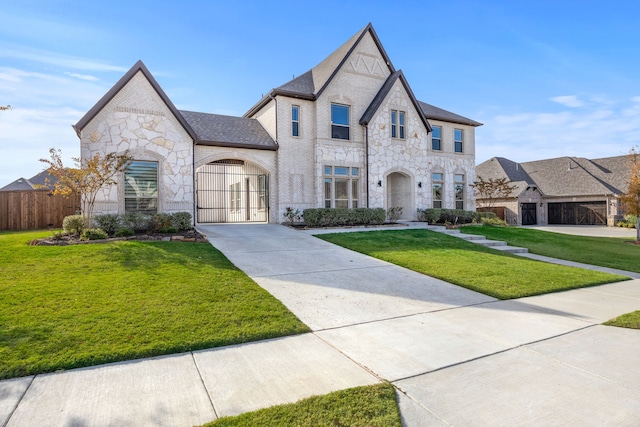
[199,224,640,426]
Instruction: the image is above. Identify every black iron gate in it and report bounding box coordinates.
[196,160,269,223]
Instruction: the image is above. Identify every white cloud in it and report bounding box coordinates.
[476,97,640,163]
[550,95,585,108]
[65,72,100,82]
[0,44,128,73]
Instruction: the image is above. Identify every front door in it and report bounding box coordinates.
[521,203,537,225]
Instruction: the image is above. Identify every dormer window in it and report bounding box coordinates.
[331,103,350,140]
[391,110,405,139]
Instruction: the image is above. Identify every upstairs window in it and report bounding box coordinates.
[125,161,158,214]
[455,174,465,210]
[391,110,406,139]
[331,104,350,140]
[291,105,300,137]
[431,126,442,151]
[454,128,464,153]
[432,173,443,209]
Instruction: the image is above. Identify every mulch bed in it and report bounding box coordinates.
[30,229,208,246]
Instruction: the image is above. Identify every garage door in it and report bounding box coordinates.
[548,202,606,225]
[196,160,269,223]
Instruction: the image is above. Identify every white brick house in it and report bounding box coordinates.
[75,23,481,223]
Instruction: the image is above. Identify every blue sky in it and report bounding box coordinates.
[1,0,640,187]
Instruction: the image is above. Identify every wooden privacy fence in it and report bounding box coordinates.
[477,206,506,220]
[0,190,80,231]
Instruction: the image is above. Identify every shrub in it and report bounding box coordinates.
[150,213,172,232]
[80,228,108,241]
[63,215,85,236]
[114,227,134,237]
[122,213,151,233]
[481,216,507,226]
[417,208,493,225]
[170,212,193,230]
[158,226,179,234]
[283,207,302,225]
[93,214,121,236]
[386,206,403,223]
[303,208,386,227]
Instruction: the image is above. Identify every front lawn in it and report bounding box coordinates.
[604,311,640,329]
[203,383,401,427]
[0,231,309,380]
[461,226,640,273]
[318,229,627,300]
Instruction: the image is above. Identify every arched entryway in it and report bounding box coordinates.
[196,159,269,223]
[386,172,412,220]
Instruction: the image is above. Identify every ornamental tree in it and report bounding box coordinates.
[40,148,132,223]
[620,147,640,242]
[0,104,11,111]
[471,176,518,208]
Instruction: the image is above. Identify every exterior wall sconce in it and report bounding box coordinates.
[377,180,382,187]
[418,182,422,188]
[539,202,543,207]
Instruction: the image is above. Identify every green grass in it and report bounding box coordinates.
[203,383,401,427]
[0,230,309,380]
[462,225,640,273]
[318,229,628,300]
[604,311,640,329]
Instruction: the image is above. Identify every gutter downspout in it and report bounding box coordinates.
[365,124,370,208]
[270,94,278,224]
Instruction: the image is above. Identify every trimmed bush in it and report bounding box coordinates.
[150,213,172,232]
[481,216,507,226]
[158,226,179,234]
[303,208,386,227]
[417,208,496,225]
[122,213,151,233]
[170,212,193,230]
[93,214,121,236]
[386,206,403,223]
[63,215,85,236]
[114,228,134,237]
[80,228,108,241]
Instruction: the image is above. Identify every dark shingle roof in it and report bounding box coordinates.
[477,155,631,198]
[418,101,483,127]
[0,171,57,192]
[0,177,35,191]
[179,110,277,151]
[276,70,315,96]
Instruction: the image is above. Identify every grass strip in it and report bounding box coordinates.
[461,225,640,273]
[0,230,309,379]
[318,229,627,300]
[604,311,640,329]
[203,383,401,427]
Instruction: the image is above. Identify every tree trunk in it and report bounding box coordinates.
[636,217,640,243]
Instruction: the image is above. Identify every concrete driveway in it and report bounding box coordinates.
[198,223,640,426]
[524,224,637,239]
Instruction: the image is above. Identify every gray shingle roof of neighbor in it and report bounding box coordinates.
[0,177,35,191]
[476,155,631,198]
[179,110,277,151]
[0,171,57,192]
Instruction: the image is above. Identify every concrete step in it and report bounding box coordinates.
[456,233,487,241]
[490,245,529,254]
[470,239,508,247]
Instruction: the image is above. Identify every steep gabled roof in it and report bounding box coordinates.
[418,101,483,127]
[73,60,196,140]
[180,110,277,151]
[245,23,395,118]
[359,70,432,132]
[477,155,631,198]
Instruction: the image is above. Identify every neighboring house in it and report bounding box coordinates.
[476,155,631,226]
[0,171,56,191]
[74,23,481,224]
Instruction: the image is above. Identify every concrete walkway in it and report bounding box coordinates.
[2,223,639,426]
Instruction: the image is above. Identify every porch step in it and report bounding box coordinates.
[489,245,530,254]
[429,226,529,253]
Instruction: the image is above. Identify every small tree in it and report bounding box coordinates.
[0,104,11,111]
[471,176,518,208]
[620,147,640,242]
[40,148,132,223]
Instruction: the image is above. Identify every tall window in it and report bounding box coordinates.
[324,166,359,208]
[258,174,267,210]
[124,161,158,214]
[455,174,465,210]
[432,126,442,150]
[291,105,300,137]
[331,104,350,140]
[432,173,443,209]
[391,110,406,139]
[229,181,241,211]
[454,128,464,153]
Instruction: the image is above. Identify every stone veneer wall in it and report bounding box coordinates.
[80,71,194,215]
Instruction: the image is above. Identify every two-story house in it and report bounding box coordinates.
[74,23,481,223]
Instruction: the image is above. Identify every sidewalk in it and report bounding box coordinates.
[2,223,639,426]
